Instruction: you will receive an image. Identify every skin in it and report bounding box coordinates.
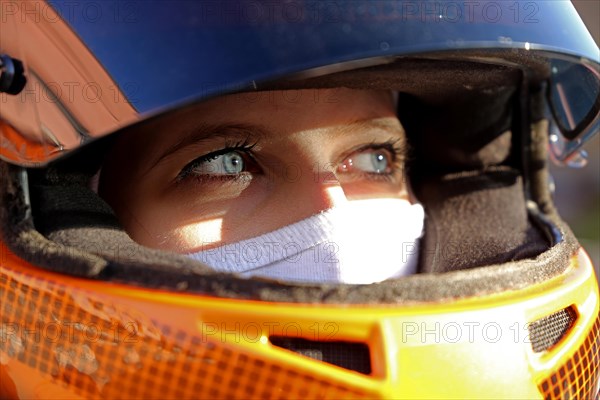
[99,88,409,253]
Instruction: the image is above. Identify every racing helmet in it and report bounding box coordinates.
[1,1,599,398]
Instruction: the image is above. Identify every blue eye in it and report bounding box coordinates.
[339,149,393,174]
[192,151,245,175]
[221,152,245,174]
[368,152,388,173]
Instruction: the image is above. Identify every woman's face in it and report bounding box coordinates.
[100,88,408,252]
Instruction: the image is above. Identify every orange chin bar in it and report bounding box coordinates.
[0,239,599,399]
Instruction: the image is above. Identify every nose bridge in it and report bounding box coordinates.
[285,160,346,214]
[273,129,349,214]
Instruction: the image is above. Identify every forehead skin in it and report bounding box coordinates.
[115,89,397,173]
[99,88,406,252]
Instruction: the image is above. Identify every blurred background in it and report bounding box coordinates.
[555,1,599,273]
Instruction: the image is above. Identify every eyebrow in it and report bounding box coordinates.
[144,117,406,176]
[146,123,267,174]
[336,118,407,152]
[339,118,405,138]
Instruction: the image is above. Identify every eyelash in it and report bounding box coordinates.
[176,138,405,183]
[344,139,405,180]
[176,139,258,182]
[351,139,404,162]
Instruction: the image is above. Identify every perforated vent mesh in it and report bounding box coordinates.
[269,336,371,374]
[538,313,600,399]
[529,307,577,353]
[0,268,377,399]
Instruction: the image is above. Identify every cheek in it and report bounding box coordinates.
[163,218,225,251]
[123,199,224,253]
[129,178,271,252]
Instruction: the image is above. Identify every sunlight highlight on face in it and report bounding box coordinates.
[173,218,224,250]
[99,88,409,253]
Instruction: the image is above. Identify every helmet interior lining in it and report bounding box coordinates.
[0,57,581,304]
[0,158,579,304]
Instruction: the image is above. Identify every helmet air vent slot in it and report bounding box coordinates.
[269,336,371,375]
[529,306,578,353]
